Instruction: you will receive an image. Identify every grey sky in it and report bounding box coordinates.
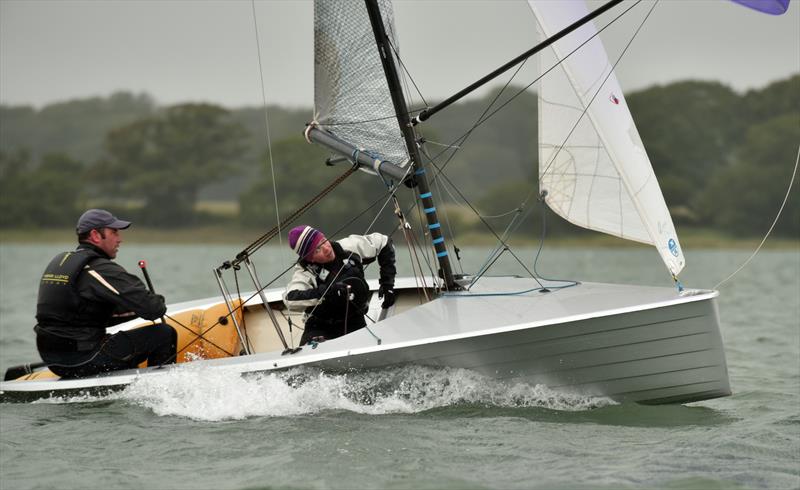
[1,0,798,110]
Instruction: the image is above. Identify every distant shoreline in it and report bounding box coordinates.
[1,227,797,250]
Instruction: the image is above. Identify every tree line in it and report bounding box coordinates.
[0,75,797,239]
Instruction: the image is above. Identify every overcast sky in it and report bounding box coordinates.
[1,0,798,110]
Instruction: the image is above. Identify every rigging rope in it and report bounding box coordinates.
[537,0,655,184]
[194,260,301,362]
[392,196,432,301]
[212,166,366,351]
[531,194,579,290]
[444,197,580,298]
[387,36,429,111]
[713,143,800,290]
[250,0,284,255]
[381,36,450,286]
[224,166,358,268]
[391,1,644,286]
[421,0,643,177]
[448,0,657,278]
[468,211,525,290]
[300,163,415,330]
[423,154,543,286]
[214,2,441,352]
[484,0,654,248]
[217,0,657,344]
[233,266,257,353]
[430,160,465,274]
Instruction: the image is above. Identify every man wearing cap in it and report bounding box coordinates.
[34,209,177,378]
[283,225,396,345]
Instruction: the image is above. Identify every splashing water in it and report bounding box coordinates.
[115,363,614,421]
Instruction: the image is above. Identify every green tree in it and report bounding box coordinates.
[628,81,745,219]
[239,136,405,236]
[0,92,156,164]
[698,114,799,237]
[742,74,800,124]
[0,149,32,227]
[92,104,249,226]
[422,87,538,199]
[0,150,84,228]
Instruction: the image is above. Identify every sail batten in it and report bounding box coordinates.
[529,0,685,276]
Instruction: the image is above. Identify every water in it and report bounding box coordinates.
[1,242,798,489]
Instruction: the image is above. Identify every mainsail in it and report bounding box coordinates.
[528,0,685,276]
[313,0,410,169]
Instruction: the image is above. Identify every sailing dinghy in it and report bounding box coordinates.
[3,0,753,403]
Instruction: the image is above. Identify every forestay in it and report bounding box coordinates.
[528,0,685,276]
[313,0,410,169]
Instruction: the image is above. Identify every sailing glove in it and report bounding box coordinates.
[317,281,341,298]
[321,282,351,303]
[379,285,396,309]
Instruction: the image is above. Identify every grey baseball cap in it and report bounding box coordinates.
[76,209,132,234]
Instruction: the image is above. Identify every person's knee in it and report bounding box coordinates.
[161,324,177,347]
[144,324,176,349]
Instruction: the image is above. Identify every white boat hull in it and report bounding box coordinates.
[0,277,730,404]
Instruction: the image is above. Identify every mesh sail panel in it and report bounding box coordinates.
[529,0,685,276]
[314,0,409,168]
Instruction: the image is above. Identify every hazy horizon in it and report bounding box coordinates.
[1,71,798,111]
[2,0,798,110]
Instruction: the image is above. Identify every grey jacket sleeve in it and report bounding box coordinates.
[339,233,395,287]
[283,265,322,311]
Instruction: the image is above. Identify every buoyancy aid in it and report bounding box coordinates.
[303,242,369,323]
[35,247,107,345]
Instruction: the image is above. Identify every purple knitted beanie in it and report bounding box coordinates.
[288,225,325,260]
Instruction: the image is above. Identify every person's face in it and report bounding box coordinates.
[91,227,123,258]
[309,239,334,263]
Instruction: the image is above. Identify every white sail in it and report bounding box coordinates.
[313,0,410,169]
[528,0,685,276]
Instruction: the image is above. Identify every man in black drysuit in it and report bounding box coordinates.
[34,209,177,378]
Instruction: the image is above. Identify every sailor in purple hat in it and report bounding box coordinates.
[284,225,396,345]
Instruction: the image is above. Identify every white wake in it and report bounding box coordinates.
[115,363,615,421]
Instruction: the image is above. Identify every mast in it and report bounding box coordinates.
[364,0,457,290]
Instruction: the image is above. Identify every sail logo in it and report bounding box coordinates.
[668,238,679,257]
[609,93,620,105]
